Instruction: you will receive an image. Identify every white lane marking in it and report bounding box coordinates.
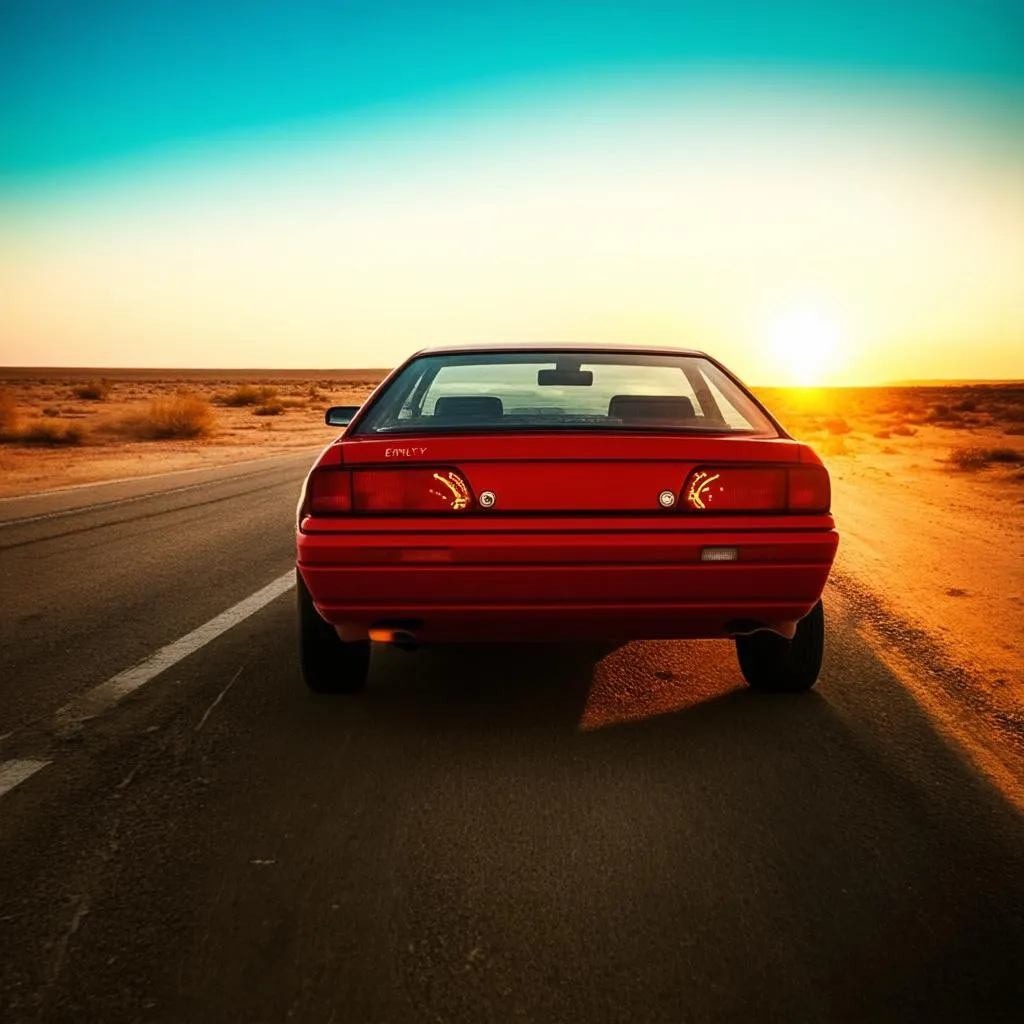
[0,759,52,798]
[55,571,296,728]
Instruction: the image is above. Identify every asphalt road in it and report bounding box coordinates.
[1,452,1022,1023]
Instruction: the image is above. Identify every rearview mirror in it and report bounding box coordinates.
[325,405,360,427]
[538,369,593,387]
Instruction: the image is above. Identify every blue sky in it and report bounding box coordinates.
[3,0,1022,182]
[2,1,1022,377]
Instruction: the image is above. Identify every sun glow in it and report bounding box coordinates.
[767,309,844,386]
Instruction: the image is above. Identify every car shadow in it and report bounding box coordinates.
[301,601,1024,1023]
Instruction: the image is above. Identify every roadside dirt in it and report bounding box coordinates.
[0,369,381,497]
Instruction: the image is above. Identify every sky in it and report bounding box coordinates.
[1,0,1023,384]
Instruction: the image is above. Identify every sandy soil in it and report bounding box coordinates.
[0,369,384,496]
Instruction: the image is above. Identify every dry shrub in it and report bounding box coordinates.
[0,389,18,437]
[987,447,1024,463]
[948,446,1024,470]
[219,384,278,407]
[19,421,86,445]
[42,406,61,417]
[253,402,284,416]
[873,429,891,439]
[72,380,109,400]
[116,395,216,440]
[817,435,849,456]
[926,404,964,425]
[891,423,916,437]
[824,417,851,435]
[1006,426,1024,436]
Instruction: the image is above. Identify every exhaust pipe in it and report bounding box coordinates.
[369,627,417,644]
[368,621,423,649]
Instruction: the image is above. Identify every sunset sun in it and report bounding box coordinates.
[767,309,844,386]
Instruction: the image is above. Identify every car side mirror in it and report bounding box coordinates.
[325,405,360,427]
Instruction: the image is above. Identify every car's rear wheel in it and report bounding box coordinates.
[735,599,824,693]
[297,571,370,694]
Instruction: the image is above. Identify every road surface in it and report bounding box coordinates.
[1,452,1022,1023]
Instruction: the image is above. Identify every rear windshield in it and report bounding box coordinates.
[354,351,777,436]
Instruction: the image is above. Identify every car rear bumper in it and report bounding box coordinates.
[297,519,839,642]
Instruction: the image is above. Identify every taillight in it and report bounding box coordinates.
[352,468,472,512]
[307,468,352,515]
[305,467,474,515]
[683,465,829,513]
[787,465,831,512]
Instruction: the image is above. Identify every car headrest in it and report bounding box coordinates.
[608,395,696,421]
[433,395,504,419]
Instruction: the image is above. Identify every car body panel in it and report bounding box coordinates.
[296,345,838,644]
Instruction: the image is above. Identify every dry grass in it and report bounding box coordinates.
[218,384,278,407]
[0,368,384,496]
[0,389,18,437]
[947,446,1024,470]
[253,402,284,416]
[71,380,110,401]
[17,421,86,446]
[111,395,216,440]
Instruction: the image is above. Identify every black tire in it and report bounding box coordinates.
[735,599,824,693]
[297,571,370,694]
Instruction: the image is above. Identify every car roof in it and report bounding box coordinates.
[407,342,711,359]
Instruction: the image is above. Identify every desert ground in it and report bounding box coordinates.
[2,369,1022,783]
[0,368,385,495]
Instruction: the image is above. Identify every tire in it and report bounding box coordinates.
[735,599,824,693]
[297,571,370,694]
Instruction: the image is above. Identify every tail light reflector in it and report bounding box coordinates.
[306,467,474,515]
[684,465,829,513]
[352,468,472,512]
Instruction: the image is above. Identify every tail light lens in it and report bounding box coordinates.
[307,468,352,515]
[306,467,474,515]
[684,464,829,513]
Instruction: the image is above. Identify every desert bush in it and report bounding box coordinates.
[1006,426,1024,436]
[72,380,109,400]
[925,403,966,425]
[953,398,978,412]
[19,421,86,445]
[891,423,916,437]
[986,447,1024,463]
[253,402,284,416]
[219,384,278,407]
[0,389,18,437]
[873,429,891,439]
[948,447,989,469]
[42,406,61,417]
[948,446,1024,470]
[114,395,216,439]
[824,417,851,435]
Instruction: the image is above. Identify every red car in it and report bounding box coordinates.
[296,345,838,694]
